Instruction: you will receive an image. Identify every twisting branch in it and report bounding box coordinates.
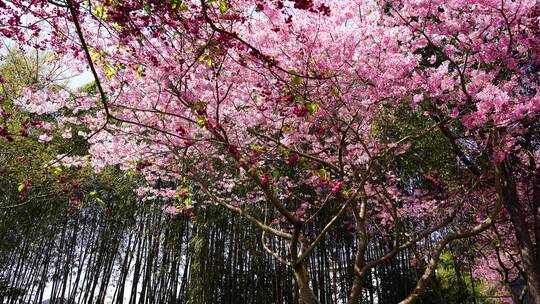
[399,195,502,303]
[210,130,302,226]
[357,198,464,278]
[195,180,292,240]
[66,0,110,120]
[428,107,482,177]
[292,161,374,264]
[294,199,349,265]
[357,180,480,278]
[262,230,291,265]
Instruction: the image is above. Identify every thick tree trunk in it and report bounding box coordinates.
[348,241,367,304]
[505,206,540,303]
[349,193,369,304]
[293,263,320,304]
[349,270,364,304]
[496,161,540,304]
[533,173,540,266]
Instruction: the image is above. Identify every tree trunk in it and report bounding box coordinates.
[533,173,540,266]
[349,193,369,304]
[348,245,367,304]
[496,161,540,304]
[349,273,364,304]
[293,263,320,304]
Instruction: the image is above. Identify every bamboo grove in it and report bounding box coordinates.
[1,197,488,304]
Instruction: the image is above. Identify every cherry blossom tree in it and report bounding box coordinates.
[2,0,540,303]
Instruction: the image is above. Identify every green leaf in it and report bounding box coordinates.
[93,5,105,17]
[307,102,319,114]
[135,65,144,78]
[104,65,115,78]
[219,0,228,13]
[95,197,105,207]
[197,118,207,127]
[317,168,329,180]
[292,75,301,85]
